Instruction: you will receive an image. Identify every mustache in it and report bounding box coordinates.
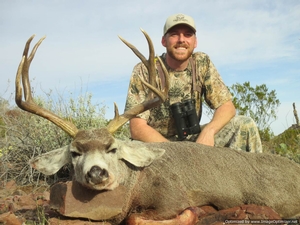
[175,44,189,48]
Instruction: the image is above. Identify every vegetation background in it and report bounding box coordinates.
[0,81,299,187]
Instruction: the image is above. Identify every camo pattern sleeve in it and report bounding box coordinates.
[193,52,232,109]
[124,62,151,120]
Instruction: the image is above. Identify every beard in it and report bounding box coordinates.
[166,44,194,62]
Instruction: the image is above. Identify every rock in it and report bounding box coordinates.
[48,217,112,225]
[1,192,49,212]
[0,180,17,199]
[50,181,127,221]
[5,180,17,190]
[0,182,51,224]
[0,211,24,225]
[12,194,38,211]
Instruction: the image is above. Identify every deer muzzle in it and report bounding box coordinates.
[86,165,109,185]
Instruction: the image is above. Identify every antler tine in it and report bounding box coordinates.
[107,30,169,134]
[21,35,45,102]
[15,35,79,138]
[137,28,156,87]
[118,29,169,101]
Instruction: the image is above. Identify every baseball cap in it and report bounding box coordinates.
[163,13,196,35]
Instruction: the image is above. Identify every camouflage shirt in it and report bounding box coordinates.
[124,52,232,138]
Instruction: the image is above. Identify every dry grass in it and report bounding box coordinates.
[0,93,129,187]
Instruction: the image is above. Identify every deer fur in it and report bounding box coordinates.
[30,128,300,223]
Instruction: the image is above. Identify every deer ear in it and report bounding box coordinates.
[29,145,71,175]
[116,140,165,167]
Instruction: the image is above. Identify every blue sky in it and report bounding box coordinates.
[1,0,299,135]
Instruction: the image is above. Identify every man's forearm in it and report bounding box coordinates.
[130,118,169,142]
[206,101,236,134]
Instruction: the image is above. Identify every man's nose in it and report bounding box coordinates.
[177,33,185,42]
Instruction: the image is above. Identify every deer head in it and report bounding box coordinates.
[16,31,169,190]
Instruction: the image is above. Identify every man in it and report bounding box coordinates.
[125,13,262,153]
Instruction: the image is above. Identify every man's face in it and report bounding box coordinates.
[162,25,197,62]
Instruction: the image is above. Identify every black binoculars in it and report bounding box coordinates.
[170,99,201,140]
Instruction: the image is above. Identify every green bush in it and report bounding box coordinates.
[271,128,300,163]
[229,82,280,142]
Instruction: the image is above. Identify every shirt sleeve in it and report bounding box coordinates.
[124,62,150,120]
[196,53,232,109]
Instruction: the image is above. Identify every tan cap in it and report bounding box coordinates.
[163,13,196,35]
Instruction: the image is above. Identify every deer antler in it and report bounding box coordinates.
[106,29,169,134]
[15,35,79,138]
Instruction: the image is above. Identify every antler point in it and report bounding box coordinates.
[113,102,120,119]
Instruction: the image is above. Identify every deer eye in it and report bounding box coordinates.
[107,148,117,154]
[71,151,82,158]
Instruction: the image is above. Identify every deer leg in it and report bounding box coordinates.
[126,207,202,225]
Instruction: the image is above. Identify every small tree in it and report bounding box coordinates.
[229,81,280,141]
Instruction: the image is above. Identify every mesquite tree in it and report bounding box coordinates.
[229,81,280,141]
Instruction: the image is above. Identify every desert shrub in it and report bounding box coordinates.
[229,82,280,141]
[270,127,300,163]
[0,97,9,143]
[0,116,5,138]
[203,82,280,142]
[0,92,131,186]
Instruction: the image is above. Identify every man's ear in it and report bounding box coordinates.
[161,35,167,47]
[115,140,165,167]
[29,145,71,175]
[194,36,198,48]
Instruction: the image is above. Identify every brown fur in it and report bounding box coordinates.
[31,128,300,224]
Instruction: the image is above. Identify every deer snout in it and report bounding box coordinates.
[86,165,109,184]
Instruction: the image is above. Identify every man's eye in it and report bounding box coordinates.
[71,151,82,158]
[170,33,178,37]
[185,33,194,37]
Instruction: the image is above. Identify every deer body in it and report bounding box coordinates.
[138,141,300,219]
[31,128,300,222]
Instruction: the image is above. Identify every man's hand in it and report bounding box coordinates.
[196,127,215,146]
[196,100,236,146]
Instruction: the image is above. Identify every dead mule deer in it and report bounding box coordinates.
[15,33,300,224]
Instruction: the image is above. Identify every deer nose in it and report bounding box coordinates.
[86,166,108,184]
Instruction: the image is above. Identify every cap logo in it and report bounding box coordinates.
[173,14,188,22]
